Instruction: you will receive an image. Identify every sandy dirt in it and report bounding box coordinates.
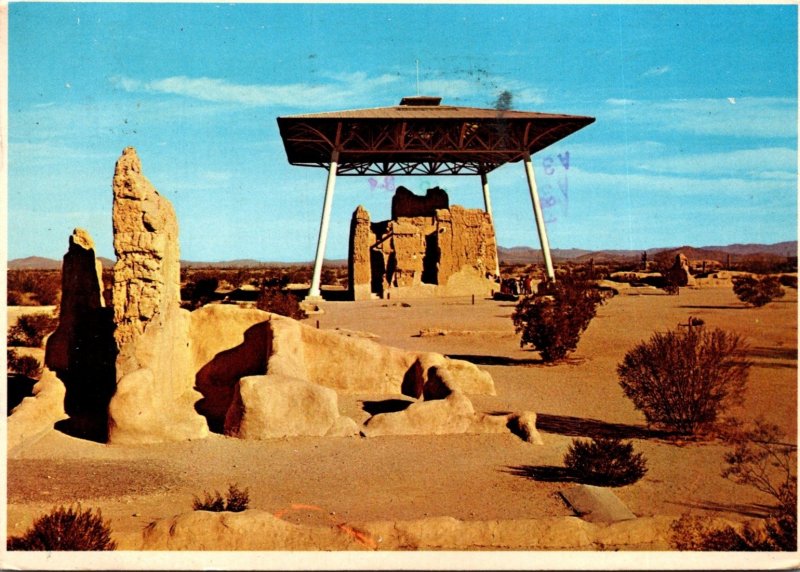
[6,286,797,550]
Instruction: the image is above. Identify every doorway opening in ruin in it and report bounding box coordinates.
[369,249,385,297]
[421,232,439,285]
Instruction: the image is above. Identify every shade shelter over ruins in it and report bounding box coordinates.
[277,96,595,299]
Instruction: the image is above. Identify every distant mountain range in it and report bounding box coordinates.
[8,241,796,270]
[496,241,797,265]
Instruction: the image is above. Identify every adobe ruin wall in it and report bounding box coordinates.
[349,186,499,299]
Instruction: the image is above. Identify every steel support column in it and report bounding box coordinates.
[307,150,340,299]
[523,151,555,282]
[480,172,501,277]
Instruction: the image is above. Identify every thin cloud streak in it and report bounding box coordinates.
[642,65,671,77]
[111,73,404,108]
[600,96,797,138]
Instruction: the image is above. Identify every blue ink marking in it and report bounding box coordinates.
[542,156,555,176]
[540,150,570,221]
[558,151,570,170]
[368,176,397,192]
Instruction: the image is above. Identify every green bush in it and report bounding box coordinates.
[257,286,306,320]
[192,483,250,512]
[563,437,648,487]
[8,312,59,347]
[512,274,603,362]
[732,274,785,307]
[7,505,116,551]
[7,349,42,379]
[618,327,750,434]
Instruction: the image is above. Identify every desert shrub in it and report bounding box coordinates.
[257,286,306,320]
[672,419,797,551]
[670,514,780,551]
[181,275,220,310]
[321,268,339,286]
[192,490,226,511]
[192,483,250,512]
[512,274,603,362]
[617,327,750,434]
[8,312,59,347]
[671,506,795,551]
[732,274,785,307]
[563,437,648,486]
[7,505,116,551]
[223,483,250,512]
[7,349,42,379]
[286,267,312,284]
[778,275,797,289]
[7,290,25,306]
[7,270,61,306]
[661,276,681,295]
[722,419,796,514]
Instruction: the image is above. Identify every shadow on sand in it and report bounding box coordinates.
[7,374,36,415]
[446,353,543,366]
[504,464,582,483]
[747,346,798,361]
[536,413,672,440]
[667,499,775,519]
[679,304,744,310]
[360,398,414,416]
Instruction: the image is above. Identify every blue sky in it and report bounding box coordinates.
[7,3,798,262]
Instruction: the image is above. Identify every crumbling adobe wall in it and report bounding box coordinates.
[349,187,499,299]
[348,206,376,301]
[44,228,116,440]
[108,147,208,444]
[435,206,498,284]
[663,253,696,287]
[391,185,448,218]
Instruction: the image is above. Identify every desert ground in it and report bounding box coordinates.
[6,283,797,552]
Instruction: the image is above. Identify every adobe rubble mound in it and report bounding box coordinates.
[349,186,499,300]
[189,304,497,439]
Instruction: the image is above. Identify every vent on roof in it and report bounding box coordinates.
[399,96,442,106]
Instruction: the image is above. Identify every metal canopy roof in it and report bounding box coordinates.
[277,97,595,176]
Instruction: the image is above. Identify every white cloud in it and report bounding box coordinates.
[111,73,404,109]
[108,70,551,113]
[417,79,476,100]
[642,65,671,77]
[605,98,635,106]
